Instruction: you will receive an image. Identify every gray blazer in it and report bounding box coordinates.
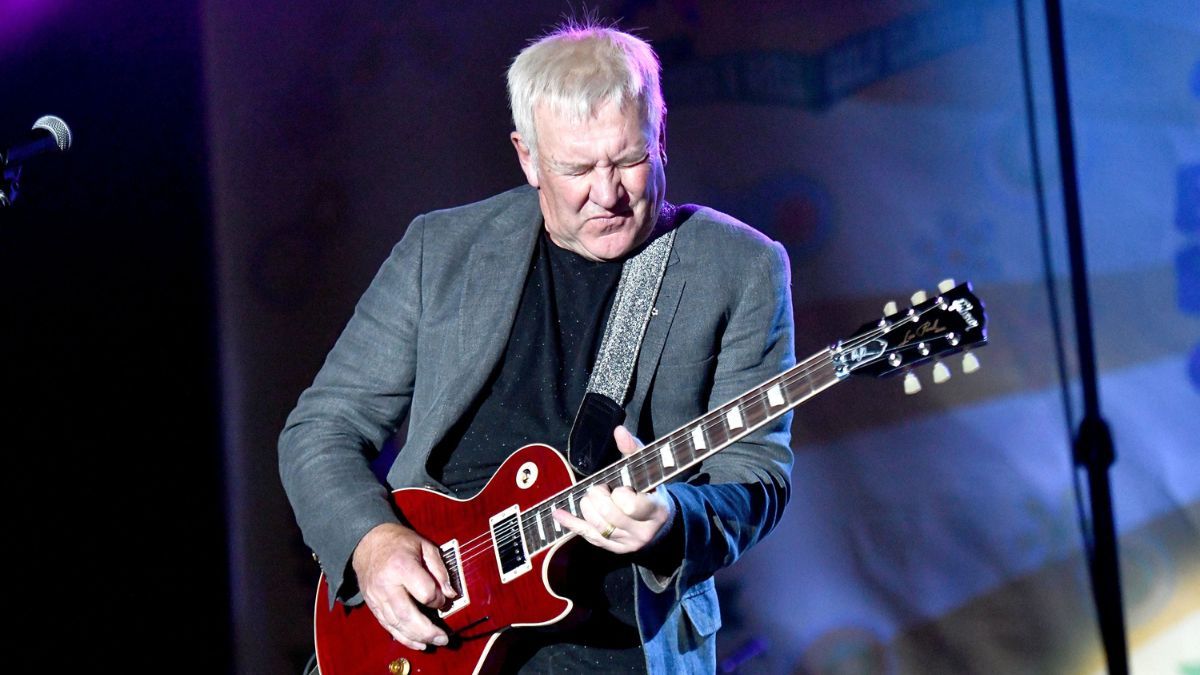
[279,185,795,673]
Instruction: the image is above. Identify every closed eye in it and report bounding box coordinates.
[617,152,650,168]
[549,151,648,176]
[549,162,591,176]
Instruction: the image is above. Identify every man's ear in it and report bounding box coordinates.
[511,132,539,188]
[657,123,668,166]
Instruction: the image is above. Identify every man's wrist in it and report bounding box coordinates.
[632,491,684,577]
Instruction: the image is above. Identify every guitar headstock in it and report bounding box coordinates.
[831,279,987,393]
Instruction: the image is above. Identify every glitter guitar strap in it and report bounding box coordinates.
[566,203,688,476]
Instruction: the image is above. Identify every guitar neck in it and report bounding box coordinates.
[520,347,840,555]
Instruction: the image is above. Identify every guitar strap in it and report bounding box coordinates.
[566,203,691,476]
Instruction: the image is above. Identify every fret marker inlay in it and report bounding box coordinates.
[513,346,887,561]
[660,445,675,468]
[726,407,743,430]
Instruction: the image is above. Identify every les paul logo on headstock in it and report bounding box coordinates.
[899,318,947,346]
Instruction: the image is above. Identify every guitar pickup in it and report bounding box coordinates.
[490,505,532,583]
[437,539,469,618]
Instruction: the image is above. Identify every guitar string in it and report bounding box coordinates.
[447,302,968,566]
[446,347,838,562]
[450,356,838,571]
[453,307,911,562]
[453,313,960,569]
[553,321,963,537]
[445,352,839,565]
[549,297,972,525]
[454,347,894,575]
[449,353,843,565]
[448,303,963,565]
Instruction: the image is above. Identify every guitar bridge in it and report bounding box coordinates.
[489,505,532,583]
[437,539,469,618]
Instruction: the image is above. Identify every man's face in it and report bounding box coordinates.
[512,101,665,261]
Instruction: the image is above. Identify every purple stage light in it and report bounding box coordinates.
[0,0,66,56]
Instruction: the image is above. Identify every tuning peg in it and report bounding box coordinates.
[937,278,956,293]
[883,300,898,316]
[962,352,980,374]
[903,372,922,395]
[932,362,951,384]
[911,290,927,305]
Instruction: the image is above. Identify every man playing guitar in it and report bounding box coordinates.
[279,20,795,673]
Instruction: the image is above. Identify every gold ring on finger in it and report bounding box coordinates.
[600,522,616,539]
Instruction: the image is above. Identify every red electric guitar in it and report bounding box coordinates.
[313,281,988,675]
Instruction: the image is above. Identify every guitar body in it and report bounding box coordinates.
[310,281,988,674]
[314,444,577,675]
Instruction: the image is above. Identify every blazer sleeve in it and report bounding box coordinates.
[277,214,427,605]
[638,238,795,601]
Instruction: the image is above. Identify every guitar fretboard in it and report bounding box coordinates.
[518,348,840,554]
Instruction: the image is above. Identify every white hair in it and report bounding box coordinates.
[507,21,665,165]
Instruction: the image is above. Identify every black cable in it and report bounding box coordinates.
[1014,0,1077,467]
[1014,0,1099,606]
[1038,0,1129,672]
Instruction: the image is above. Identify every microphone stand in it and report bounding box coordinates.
[1041,0,1130,671]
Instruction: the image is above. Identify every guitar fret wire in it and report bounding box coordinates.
[456,357,839,567]
[454,320,953,570]
[450,308,943,564]
[455,366,832,567]
[501,357,841,559]
[452,358,839,566]
[453,350,849,564]
[597,332,926,504]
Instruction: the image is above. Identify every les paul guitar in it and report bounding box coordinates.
[313,280,988,675]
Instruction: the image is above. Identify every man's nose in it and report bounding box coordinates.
[589,166,624,209]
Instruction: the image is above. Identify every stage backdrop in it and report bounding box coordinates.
[204,1,1199,673]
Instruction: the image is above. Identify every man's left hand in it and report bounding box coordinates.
[552,426,675,553]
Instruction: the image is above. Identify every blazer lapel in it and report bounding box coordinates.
[424,192,542,452]
[627,247,683,418]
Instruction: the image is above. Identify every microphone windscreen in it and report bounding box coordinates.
[33,115,71,152]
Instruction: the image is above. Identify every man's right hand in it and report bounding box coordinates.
[351,522,458,651]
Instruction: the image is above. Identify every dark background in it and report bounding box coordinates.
[2,0,230,668]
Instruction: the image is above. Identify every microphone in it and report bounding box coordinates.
[2,115,72,170]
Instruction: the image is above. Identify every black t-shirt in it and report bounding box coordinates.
[428,230,648,673]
